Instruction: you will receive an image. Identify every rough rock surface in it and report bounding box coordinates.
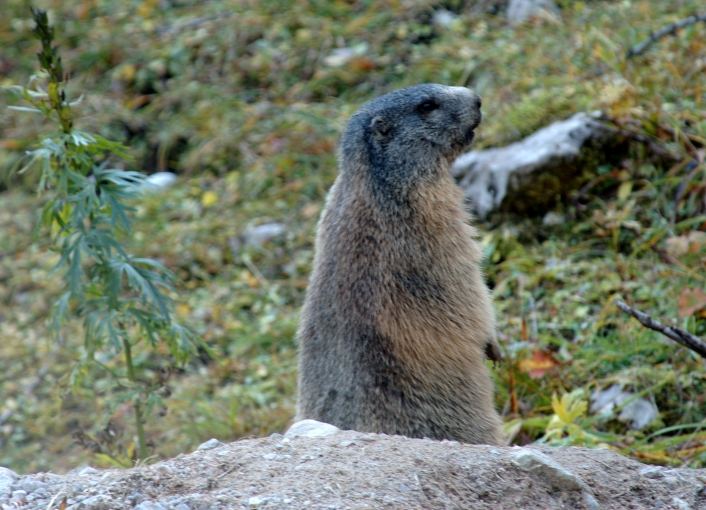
[452,112,620,218]
[1,422,705,509]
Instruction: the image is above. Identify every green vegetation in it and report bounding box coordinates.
[6,8,202,464]
[1,0,704,473]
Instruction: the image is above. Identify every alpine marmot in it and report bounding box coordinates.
[296,84,503,444]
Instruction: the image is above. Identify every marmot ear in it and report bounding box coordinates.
[370,116,391,139]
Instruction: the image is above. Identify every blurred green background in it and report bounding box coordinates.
[1,0,704,473]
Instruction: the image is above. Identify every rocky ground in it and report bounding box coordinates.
[1,421,704,510]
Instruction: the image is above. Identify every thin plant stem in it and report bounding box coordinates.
[122,336,148,460]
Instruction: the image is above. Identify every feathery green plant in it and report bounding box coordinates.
[7,8,201,462]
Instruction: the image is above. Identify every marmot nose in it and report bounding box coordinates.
[473,95,482,110]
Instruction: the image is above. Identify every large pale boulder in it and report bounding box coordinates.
[453,112,621,218]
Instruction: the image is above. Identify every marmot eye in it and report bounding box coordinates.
[417,99,439,113]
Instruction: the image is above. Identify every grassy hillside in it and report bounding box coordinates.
[1,0,704,472]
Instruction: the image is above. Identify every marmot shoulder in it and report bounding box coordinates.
[296,83,503,445]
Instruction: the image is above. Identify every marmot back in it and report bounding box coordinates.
[296,84,503,445]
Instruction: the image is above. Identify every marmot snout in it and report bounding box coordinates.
[296,84,504,445]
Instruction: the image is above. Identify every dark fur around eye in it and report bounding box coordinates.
[416,99,439,113]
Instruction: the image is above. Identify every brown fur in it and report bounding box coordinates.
[296,84,504,444]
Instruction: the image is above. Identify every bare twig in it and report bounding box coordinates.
[616,300,706,359]
[627,13,706,58]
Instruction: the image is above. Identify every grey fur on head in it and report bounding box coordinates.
[341,84,481,195]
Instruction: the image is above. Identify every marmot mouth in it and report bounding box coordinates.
[446,126,477,162]
[462,125,477,146]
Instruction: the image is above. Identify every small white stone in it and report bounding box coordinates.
[285,420,340,439]
[10,490,27,501]
[134,502,167,510]
[323,43,368,67]
[197,438,224,451]
[671,496,691,510]
[542,211,564,226]
[248,495,265,506]
[507,0,559,25]
[76,466,100,477]
[143,171,178,191]
[591,384,658,430]
[79,495,112,507]
[511,448,598,510]
[432,9,458,28]
[243,223,286,247]
[639,466,665,479]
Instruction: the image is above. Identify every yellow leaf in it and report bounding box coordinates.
[51,203,72,237]
[227,319,244,331]
[244,271,259,288]
[201,191,218,208]
[552,390,587,425]
[545,415,564,437]
[176,303,190,319]
[617,181,633,201]
[211,304,222,322]
[117,64,136,82]
[137,0,159,18]
[551,393,564,419]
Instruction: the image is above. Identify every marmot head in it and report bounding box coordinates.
[340,84,482,194]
